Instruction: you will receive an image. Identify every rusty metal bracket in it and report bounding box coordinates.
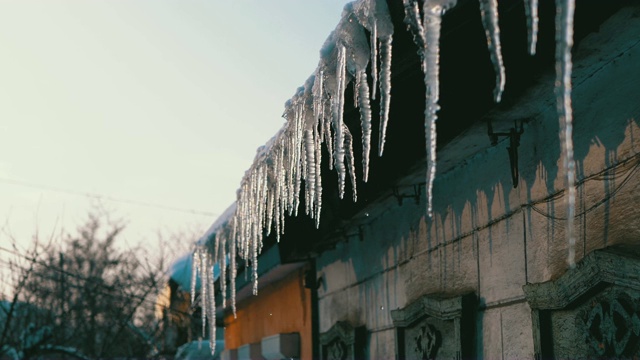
[487,119,524,188]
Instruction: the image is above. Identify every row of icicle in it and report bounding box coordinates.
[193,0,577,354]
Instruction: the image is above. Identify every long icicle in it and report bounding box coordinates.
[479,0,506,103]
[230,218,237,318]
[314,122,323,227]
[524,0,539,55]
[344,125,358,202]
[200,250,207,339]
[207,256,216,355]
[219,234,227,309]
[334,44,348,199]
[357,70,373,182]
[371,21,378,100]
[378,35,393,156]
[403,0,427,60]
[423,2,445,218]
[190,251,198,305]
[555,0,576,267]
[304,127,316,214]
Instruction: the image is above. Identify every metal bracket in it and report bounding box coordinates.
[487,120,524,188]
[392,184,422,206]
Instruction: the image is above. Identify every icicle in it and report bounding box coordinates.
[286,138,296,216]
[266,188,274,236]
[343,125,358,202]
[314,123,323,227]
[190,251,198,305]
[305,127,316,216]
[555,0,576,267]
[279,143,287,236]
[378,35,392,156]
[403,0,441,216]
[207,257,216,356]
[353,0,393,157]
[256,167,266,246]
[276,142,286,240]
[313,71,325,123]
[200,251,208,338]
[323,110,334,170]
[422,1,451,218]
[296,100,306,216]
[371,21,378,100]
[252,231,259,295]
[230,219,237,318]
[403,0,427,65]
[219,234,227,309]
[356,70,373,182]
[479,0,506,103]
[524,0,539,55]
[334,44,348,199]
[353,69,360,108]
[293,134,303,217]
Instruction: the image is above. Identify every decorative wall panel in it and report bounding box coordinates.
[391,293,476,359]
[319,321,365,360]
[524,248,640,359]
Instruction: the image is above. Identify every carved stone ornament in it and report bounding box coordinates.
[578,291,640,357]
[414,324,441,359]
[327,339,347,360]
[391,293,476,360]
[524,248,640,359]
[319,321,364,360]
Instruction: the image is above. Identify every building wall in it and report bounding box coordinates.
[316,6,640,359]
[224,268,312,360]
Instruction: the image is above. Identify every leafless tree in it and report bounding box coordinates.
[0,210,172,359]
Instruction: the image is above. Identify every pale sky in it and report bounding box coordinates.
[0,1,348,262]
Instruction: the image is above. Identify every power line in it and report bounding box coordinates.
[528,152,640,221]
[0,177,218,217]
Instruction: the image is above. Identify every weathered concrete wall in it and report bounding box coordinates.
[316,5,640,359]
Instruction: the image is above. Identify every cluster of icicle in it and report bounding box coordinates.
[190,246,217,355]
[402,0,506,217]
[192,0,579,352]
[402,0,575,264]
[228,0,396,298]
[191,1,394,352]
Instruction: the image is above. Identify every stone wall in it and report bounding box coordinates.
[316,5,640,359]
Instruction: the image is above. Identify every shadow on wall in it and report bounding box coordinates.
[312,4,640,359]
[317,70,640,318]
[423,118,640,293]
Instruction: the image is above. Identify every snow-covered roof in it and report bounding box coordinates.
[168,252,220,291]
[196,202,236,246]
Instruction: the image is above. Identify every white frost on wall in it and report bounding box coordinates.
[193,0,578,352]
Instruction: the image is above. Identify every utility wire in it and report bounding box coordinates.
[0,177,218,217]
[528,152,640,221]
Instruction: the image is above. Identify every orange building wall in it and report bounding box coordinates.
[224,268,312,359]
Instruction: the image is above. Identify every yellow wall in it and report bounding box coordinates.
[224,267,312,359]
